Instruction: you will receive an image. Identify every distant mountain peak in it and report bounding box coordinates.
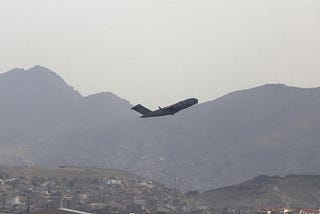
[85,91,131,107]
[255,83,320,91]
[0,65,82,100]
[88,91,124,100]
[240,83,291,93]
[216,83,307,101]
[3,65,62,81]
[261,83,287,88]
[28,65,52,71]
[26,65,64,80]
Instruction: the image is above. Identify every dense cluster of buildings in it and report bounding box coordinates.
[212,207,320,214]
[0,170,207,214]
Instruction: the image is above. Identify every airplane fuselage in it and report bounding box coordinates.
[139,98,198,118]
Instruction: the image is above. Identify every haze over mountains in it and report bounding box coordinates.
[1,66,320,191]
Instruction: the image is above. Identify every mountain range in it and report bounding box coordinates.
[1,65,320,191]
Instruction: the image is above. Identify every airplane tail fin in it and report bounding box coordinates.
[131,104,152,116]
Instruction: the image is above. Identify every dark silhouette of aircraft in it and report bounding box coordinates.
[131,98,198,118]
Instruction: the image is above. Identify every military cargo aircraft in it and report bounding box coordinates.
[131,98,198,118]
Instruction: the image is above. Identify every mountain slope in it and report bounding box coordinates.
[0,66,133,165]
[197,175,320,209]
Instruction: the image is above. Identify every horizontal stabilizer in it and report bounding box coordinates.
[131,104,152,115]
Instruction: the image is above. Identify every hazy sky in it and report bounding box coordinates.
[0,0,319,107]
